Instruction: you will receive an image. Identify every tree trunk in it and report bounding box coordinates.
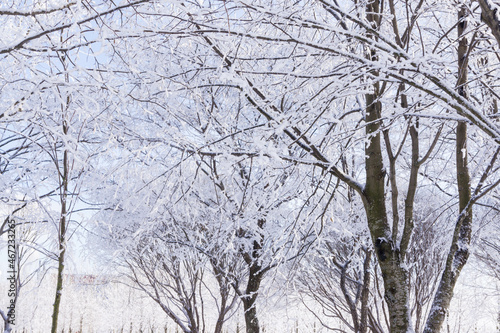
[242,264,263,333]
[51,118,70,333]
[363,1,413,332]
[212,259,235,333]
[0,309,12,333]
[359,250,372,333]
[364,91,413,333]
[51,244,66,333]
[423,6,473,333]
[241,219,266,333]
[477,0,500,48]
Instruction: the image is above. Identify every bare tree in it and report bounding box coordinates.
[123,232,240,333]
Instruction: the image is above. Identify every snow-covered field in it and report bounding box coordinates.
[1,261,498,333]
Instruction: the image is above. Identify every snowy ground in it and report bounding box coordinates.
[0,261,498,333]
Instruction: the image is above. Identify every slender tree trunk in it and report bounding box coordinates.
[359,250,372,333]
[51,151,68,333]
[340,260,360,332]
[213,271,227,333]
[51,116,70,333]
[0,309,12,333]
[212,260,235,333]
[423,6,473,333]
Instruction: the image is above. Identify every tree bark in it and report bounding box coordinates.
[0,309,12,333]
[359,250,372,333]
[362,1,413,332]
[51,149,68,333]
[478,0,500,48]
[423,6,473,333]
[241,219,266,333]
[51,101,70,333]
[364,91,413,333]
[242,262,263,333]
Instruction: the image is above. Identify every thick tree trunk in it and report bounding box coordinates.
[363,2,413,332]
[241,219,266,333]
[243,303,259,333]
[214,307,225,333]
[242,264,263,333]
[423,6,473,333]
[478,0,500,48]
[364,92,413,333]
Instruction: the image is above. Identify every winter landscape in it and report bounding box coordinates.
[1,1,500,332]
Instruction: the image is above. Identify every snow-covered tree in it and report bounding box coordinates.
[2,1,500,333]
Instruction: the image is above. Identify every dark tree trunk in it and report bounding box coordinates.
[242,262,264,333]
[241,219,266,333]
[424,6,473,333]
[362,1,413,332]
